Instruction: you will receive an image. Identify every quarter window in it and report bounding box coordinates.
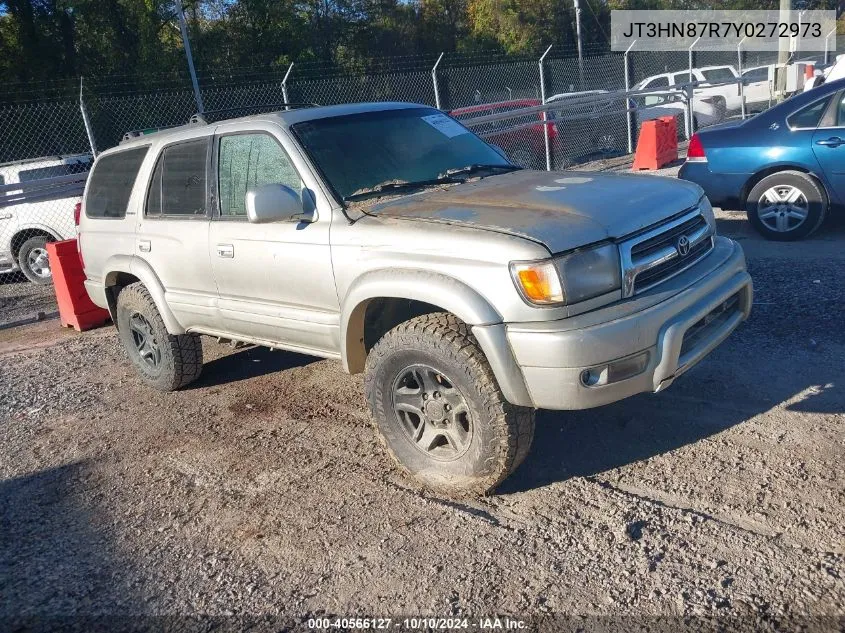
[787,96,833,129]
[146,139,209,217]
[85,147,148,219]
[836,93,845,126]
[644,76,669,89]
[217,133,302,217]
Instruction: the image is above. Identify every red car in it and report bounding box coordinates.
[450,99,555,169]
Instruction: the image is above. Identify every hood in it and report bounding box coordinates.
[367,170,703,253]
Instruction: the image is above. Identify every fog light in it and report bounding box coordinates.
[580,351,650,388]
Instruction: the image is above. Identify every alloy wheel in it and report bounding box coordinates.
[757,185,809,233]
[26,247,51,279]
[391,364,473,461]
[129,312,162,369]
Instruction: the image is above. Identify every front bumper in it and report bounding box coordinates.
[504,237,752,410]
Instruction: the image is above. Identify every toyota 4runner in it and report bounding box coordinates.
[79,102,753,495]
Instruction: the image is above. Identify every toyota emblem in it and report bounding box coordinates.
[676,235,691,257]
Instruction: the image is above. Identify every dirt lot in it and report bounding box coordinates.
[1,207,844,631]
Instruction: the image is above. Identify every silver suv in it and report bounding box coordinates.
[79,102,753,496]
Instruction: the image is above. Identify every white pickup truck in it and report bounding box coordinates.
[636,65,742,118]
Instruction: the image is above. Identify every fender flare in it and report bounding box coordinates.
[339,269,534,407]
[103,255,185,334]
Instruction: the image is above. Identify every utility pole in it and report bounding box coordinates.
[574,0,584,89]
[176,2,204,114]
[775,0,791,99]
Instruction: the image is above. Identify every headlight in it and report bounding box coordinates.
[699,195,716,233]
[511,243,622,307]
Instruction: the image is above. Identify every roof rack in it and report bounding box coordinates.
[189,102,319,124]
[119,103,319,145]
[120,124,183,143]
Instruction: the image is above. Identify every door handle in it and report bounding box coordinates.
[216,244,234,258]
[0,213,12,221]
[138,240,151,253]
[815,137,845,147]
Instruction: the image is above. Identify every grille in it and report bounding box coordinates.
[631,215,708,260]
[633,237,712,293]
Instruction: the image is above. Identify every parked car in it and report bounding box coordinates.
[636,65,741,117]
[0,154,91,283]
[79,102,752,495]
[450,99,551,169]
[546,91,629,162]
[740,65,774,109]
[805,54,845,91]
[679,77,845,241]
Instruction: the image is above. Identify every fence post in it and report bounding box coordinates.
[282,63,294,109]
[686,36,700,139]
[624,39,637,154]
[738,36,747,120]
[824,28,836,65]
[432,53,445,110]
[539,45,553,171]
[176,1,204,114]
[79,79,98,158]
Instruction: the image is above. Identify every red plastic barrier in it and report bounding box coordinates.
[46,239,111,332]
[632,114,679,171]
[805,64,815,80]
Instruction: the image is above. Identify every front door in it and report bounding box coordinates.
[208,130,339,355]
[812,90,845,205]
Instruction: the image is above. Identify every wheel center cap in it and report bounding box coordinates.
[424,400,446,422]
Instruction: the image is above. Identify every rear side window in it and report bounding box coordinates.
[644,76,669,89]
[85,148,149,219]
[702,68,736,83]
[787,96,833,129]
[146,139,209,217]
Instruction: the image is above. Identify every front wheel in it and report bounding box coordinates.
[745,171,827,241]
[364,313,535,497]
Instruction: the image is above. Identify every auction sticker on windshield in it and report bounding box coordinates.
[422,113,468,138]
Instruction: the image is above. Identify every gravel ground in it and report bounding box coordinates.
[0,273,57,328]
[1,166,844,631]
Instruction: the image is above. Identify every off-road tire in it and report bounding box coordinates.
[365,312,535,497]
[18,236,53,285]
[745,170,828,241]
[116,282,203,391]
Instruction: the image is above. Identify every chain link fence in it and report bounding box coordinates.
[1,43,843,323]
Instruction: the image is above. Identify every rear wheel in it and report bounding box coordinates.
[365,313,535,497]
[116,282,203,391]
[745,171,827,241]
[18,236,53,285]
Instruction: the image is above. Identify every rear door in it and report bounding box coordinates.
[136,136,218,330]
[811,90,845,204]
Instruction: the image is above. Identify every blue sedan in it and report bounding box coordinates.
[679,77,845,241]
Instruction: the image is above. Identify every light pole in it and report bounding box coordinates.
[573,0,584,89]
[176,2,204,114]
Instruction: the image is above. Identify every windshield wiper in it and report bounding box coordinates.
[438,164,522,179]
[344,178,454,202]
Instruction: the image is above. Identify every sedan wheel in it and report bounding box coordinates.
[756,185,809,233]
[745,170,828,241]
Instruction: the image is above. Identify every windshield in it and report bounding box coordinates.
[291,107,510,201]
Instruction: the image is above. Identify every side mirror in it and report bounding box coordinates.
[245,183,313,224]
